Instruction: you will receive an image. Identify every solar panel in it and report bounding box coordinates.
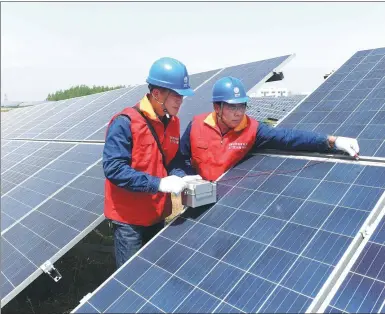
[1,105,42,131]
[1,141,104,306]
[72,155,385,313]
[278,47,385,158]
[247,95,306,122]
[1,98,78,138]
[2,91,122,140]
[325,214,385,313]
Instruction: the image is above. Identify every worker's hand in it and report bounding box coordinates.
[182,175,202,183]
[334,136,360,159]
[158,175,188,195]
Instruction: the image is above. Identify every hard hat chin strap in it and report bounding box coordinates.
[152,90,171,118]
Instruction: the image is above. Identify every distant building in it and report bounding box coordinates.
[249,87,289,98]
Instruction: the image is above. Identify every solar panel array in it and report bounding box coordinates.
[71,48,385,314]
[246,95,305,122]
[279,47,385,158]
[1,55,292,307]
[72,154,385,313]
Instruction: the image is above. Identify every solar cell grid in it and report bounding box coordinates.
[2,99,77,138]
[279,47,385,158]
[246,95,305,121]
[56,85,148,141]
[32,88,133,140]
[328,214,385,313]
[72,155,385,313]
[1,161,105,306]
[4,88,126,140]
[1,143,103,231]
[1,105,38,126]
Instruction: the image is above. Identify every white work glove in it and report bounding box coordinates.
[158,175,187,195]
[182,175,202,183]
[334,137,360,159]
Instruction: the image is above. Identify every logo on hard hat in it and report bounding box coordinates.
[234,87,240,97]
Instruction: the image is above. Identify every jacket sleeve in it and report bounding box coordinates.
[254,122,333,153]
[168,121,197,177]
[102,115,161,193]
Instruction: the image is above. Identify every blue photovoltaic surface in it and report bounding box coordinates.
[178,55,292,133]
[4,88,132,140]
[73,155,385,313]
[247,95,306,122]
[1,100,65,134]
[327,215,385,313]
[1,141,105,306]
[2,98,82,140]
[1,141,63,194]
[279,47,385,158]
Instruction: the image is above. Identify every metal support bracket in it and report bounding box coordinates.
[40,260,62,282]
[79,292,92,305]
[360,224,374,239]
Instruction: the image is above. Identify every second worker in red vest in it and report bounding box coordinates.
[176,76,360,181]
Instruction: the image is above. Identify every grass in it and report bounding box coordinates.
[2,196,184,314]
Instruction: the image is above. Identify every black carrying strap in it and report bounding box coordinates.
[134,106,168,170]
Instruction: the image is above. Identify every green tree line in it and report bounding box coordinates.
[46,84,126,101]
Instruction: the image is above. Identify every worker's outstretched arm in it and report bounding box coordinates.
[103,115,160,193]
[254,122,332,152]
[254,122,359,158]
[168,122,198,177]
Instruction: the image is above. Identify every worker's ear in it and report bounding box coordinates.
[152,86,167,98]
[152,87,161,98]
[213,102,220,114]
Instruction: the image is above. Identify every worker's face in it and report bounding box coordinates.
[154,88,183,116]
[214,102,247,128]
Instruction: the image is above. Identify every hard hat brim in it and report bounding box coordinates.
[224,96,250,104]
[172,87,195,97]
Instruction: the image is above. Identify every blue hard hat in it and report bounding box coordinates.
[212,76,249,104]
[146,57,194,96]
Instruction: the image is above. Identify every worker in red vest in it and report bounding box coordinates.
[103,57,201,268]
[176,76,360,181]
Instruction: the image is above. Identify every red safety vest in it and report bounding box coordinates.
[190,112,258,181]
[104,96,180,226]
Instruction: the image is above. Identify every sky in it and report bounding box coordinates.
[1,2,385,101]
